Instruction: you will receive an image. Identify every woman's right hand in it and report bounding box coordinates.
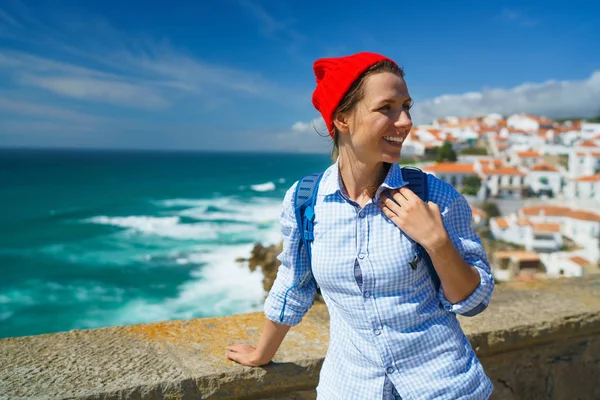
[226,344,269,367]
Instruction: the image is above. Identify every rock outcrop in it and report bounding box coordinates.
[238,242,323,302]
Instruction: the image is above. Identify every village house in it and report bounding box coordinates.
[421,162,477,189]
[525,162,562,197]
[510,150,543,168]
[474,159,527,199]
[564,174,600,200]
[491,250,544,282]
[506,113,555,133]
[568,140,600,178]
[520,205,600,262]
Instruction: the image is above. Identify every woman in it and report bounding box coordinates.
[227,52,494,399]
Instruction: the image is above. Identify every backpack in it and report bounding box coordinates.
[278,166,486,322]
[292,166,441,294]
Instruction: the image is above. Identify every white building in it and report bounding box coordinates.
[507,114,554,133]
[511,150,543,168]
[483,113,504,127]
[422,162,477,188]
[564,175,600,200]
[526,163,562,197]
[581,122,600,139]
[475,160,527,199]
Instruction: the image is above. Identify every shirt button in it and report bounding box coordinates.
[387,367,395,374]
[374,329,381,336]
[358,211,365,218]
[358,252,365,259]
[364,291,371,298]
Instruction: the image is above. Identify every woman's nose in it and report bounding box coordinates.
[395,110,412,130]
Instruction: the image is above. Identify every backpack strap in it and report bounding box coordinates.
[401,167,441,292]
[293,172,323,287]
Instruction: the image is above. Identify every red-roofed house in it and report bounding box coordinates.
[422,162,478,189]
[513,150,543,168]
[564,174,600,201]
[526,163,562,197]
[474,159,527,199]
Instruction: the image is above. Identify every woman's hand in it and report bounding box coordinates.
[378,187,449,252]
[226,344,269,367]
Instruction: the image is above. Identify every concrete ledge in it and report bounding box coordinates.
[2,276,600,399]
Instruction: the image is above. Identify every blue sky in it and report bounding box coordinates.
[0,0,598,152]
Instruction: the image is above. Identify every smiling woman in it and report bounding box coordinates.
[226,52,495,400]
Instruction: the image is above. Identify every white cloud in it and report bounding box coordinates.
[19,74,169,109]
[290,117,327,135]
[411,71,600,124]
[498,8,538,27]
[0,98,100,123]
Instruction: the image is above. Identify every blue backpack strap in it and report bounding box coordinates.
[401,167,441,292]
[293,172,323,287]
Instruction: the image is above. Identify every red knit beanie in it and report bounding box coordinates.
[312,52,397,137]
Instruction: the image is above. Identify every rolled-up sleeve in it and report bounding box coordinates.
[438,194,494,317]
[264,183,317,326]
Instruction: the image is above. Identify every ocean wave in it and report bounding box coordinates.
[85,215,259,240]
[73,244,266,328]
[176,197,282,225]
[250,181,276,192]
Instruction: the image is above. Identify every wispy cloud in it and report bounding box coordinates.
[0,8,23,28]
[19,74,170,109]
[238,0,306,57]
[411,71,600,124]
[289,72,600,133]
[0,98,101,123]
[0,6,293,111]
[498,8,538,27]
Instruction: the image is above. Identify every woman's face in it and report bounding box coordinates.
[342,72,413,165]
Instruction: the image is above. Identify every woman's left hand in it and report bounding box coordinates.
[378,187,448,251]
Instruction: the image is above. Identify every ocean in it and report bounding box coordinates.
[0,148,333,338]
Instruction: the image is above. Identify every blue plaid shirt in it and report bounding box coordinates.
[265,161,494,399]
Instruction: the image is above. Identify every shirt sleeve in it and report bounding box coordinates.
[263,182,318,326]
[437,193,494,317]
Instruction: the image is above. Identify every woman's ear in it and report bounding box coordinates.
[333,112,350,135]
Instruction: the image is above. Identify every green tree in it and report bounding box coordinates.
[461,175,482,196]
[459,147,488,156]
[480,202,501,218]
[436,141,457,162]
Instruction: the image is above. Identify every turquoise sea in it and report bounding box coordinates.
[0,149,333,338]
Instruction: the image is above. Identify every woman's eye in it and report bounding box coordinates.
[379,104,391,111]
[403,101,414,111]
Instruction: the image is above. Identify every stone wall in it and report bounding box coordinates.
[2,276,600,400]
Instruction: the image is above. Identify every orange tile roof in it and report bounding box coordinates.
[532,223,561,233]
[422,163,476,174]
[528,115,555,125]
[470,206,487,218]
[524,205,600,222]
[570,256,590,266]
[517,218,531,226]
[494,217,509,229]
[482,167,525,176]
[580,140,599,148]
[479,159,504,167]
[517,151,541,158]
[567,210,600,223]
[521,205,572,217]
[572,175,600,182]
[531,163,559,172]
[494,250,540,262]
[575,152,600,157]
